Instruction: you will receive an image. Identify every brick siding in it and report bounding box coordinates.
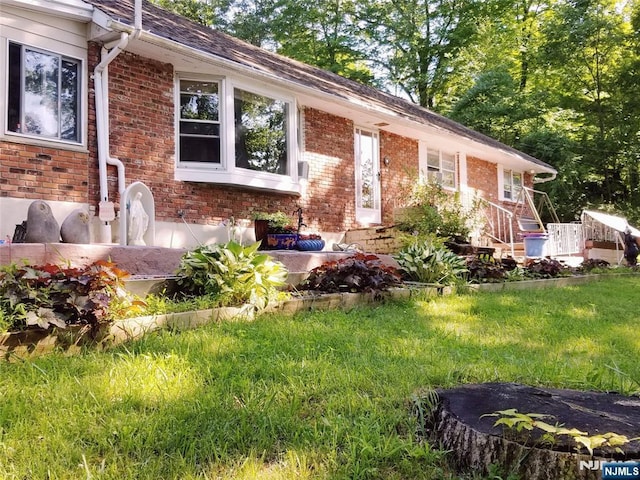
[2,45,522,239]
[379,131,419,225]
[0,143,89,203]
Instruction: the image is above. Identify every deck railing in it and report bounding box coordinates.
[546,223,584,256]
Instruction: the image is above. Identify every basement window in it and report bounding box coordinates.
[175,76,299,193]
[6,42,81,143]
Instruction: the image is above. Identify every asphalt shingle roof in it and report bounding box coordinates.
[86,0,555,171]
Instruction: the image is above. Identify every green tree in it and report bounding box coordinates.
[356,0,508,109]
[540,0,636,211]
[268,0,375,83]
[449,69,543,145]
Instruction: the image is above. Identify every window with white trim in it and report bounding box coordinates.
[179,80,221,165]
[7,42,81,143]
[176,76,297,192]
[502,168,523,201]
[234,88,288,175]
[423,147,457,189]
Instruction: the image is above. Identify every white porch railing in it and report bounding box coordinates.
[546,223,584,256]
[482,201,515,257]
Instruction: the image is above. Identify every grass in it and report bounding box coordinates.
[1,276,639,479]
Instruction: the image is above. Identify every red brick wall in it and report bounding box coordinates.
[467,155,535,238]
[87,45,304,228]
[467,156,499,203]
[380,131,419,225]
[86,47,373,233]
[302,108,356,231]
[3,44,530,237]
[0,143,89,203]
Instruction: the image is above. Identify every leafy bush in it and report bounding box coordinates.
[525,258,570,278]
[579,258,611,273]
[300,253,402,293]
[465,254,510,283]
[251,211,296,233]
[395,240,468,285]
[175,241,288,309]
[0,260,135,331]
[396,180,483,240]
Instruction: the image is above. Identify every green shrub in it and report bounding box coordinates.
[394,240,468,285]
[396,180,483,240]
[250,211,295,233]
[175,241,288,309]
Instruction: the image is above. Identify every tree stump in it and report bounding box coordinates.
[419,383,640,479]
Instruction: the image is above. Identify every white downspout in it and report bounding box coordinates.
[93,0,142,243]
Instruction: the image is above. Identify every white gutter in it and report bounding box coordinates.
[93,0,142,242]
[533,172,557,184]
[1,0,93,20]
[101,10,557,180]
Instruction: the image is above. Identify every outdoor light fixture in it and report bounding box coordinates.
[383,156,391,166]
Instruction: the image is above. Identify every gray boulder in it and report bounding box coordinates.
[25,200,60,243]
[60,209,90,244]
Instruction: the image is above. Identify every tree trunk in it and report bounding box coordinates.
[417,383,640,479]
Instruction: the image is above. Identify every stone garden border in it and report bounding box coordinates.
[0,273,633,361]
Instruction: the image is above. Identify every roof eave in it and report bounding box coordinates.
[95,16,557,175]
[1,0,93,20]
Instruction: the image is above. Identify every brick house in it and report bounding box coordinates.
[0,0,557,250]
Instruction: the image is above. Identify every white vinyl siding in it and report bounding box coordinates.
[1,4,88,147]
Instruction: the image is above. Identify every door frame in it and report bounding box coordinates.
[354,127,381,224]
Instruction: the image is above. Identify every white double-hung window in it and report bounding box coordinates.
[176,76,298,192]
[500,167,523,201]
[6,42,82,144]
[419,142,457,189]
[179,79,222,166]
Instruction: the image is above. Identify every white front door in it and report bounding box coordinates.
[354,128,381,224]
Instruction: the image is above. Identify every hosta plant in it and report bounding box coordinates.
[175,241,288,309]
[395,240,468,285]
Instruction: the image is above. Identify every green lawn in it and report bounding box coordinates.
[1,276,639,479]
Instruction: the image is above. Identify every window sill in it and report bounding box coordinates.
[175,167,301,195]
[1,133,87,152]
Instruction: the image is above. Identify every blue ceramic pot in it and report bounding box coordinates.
[296,239,325,251]
[266,234,298,250]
